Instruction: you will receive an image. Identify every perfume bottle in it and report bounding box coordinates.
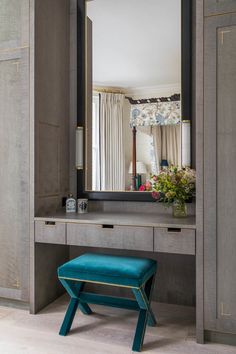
[66,194,76,213]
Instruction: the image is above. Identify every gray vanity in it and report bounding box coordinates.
[32,208,196,315]
[1,0,236,349]
[35,212,196,254]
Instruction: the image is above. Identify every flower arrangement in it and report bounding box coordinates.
[139,180,152,192]
[150,166,196,207]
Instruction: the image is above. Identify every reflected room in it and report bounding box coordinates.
[85,0,191,192]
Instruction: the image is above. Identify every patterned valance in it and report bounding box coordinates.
[130,101,181,127]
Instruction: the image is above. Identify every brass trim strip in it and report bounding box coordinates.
[59,276,142,289]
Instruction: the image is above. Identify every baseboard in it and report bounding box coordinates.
[0,297,29,310]
[205,330,236,346]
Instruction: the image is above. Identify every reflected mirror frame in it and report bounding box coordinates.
[77,0,192,202]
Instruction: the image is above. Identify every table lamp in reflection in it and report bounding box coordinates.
[128,161,147,190]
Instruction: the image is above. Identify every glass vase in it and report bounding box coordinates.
[172,202,187,218]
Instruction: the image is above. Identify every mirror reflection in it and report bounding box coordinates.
[86,0,191,192]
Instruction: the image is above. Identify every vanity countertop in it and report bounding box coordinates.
[35,211,196,229]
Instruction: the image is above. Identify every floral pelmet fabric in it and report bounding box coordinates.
[130,101,181,127]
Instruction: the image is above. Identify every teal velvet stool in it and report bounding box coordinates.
[57,253,157,352]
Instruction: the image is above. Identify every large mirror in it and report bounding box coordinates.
[85,0,191,194]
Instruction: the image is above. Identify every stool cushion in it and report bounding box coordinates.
[58,253,157,288]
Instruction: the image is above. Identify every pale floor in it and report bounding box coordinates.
[0,296,235,354]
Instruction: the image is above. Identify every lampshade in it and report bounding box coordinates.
[128,161,147,174]
[76,126,84,170]
[160,159,169,167]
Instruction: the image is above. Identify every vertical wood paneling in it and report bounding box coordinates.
[35,0,70,215]
[69,0,77,197]
[217,25,236,322]
[204,12,236,334]
[194,0,204,343]
[0,0,30,301]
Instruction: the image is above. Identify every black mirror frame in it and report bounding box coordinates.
[77,0,192,202]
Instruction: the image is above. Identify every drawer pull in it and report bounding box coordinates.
[45,221,56,226]
[167,227,181,233]
[102,224,114,229]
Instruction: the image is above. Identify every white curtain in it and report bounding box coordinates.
[92,94,101,190]
[152,126,162,174]
[100,93,125,191]
[152,124,181,168]
[162,125,181,166]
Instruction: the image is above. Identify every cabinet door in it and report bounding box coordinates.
[204,13,236,333]
[0,0,30,301]
[205,0,236,16]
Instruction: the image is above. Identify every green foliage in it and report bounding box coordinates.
[151,167,196,207]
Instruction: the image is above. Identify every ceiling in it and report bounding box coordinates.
[87,0,181,89]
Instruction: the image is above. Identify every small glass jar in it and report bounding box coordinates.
[77,199,88,214]
[172,202,187,218]
[66,194,76,213]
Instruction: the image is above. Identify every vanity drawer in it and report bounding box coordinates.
[67,224,153,251]
[154,227,195,255]
[35,221,66,244]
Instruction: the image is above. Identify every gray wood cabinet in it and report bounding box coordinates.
[0,0,30,301]
[204,11,236,335]
[0,0,71,303]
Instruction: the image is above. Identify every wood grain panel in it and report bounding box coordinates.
[154,228,195,255]
[35,0,70,213]
[204,13,236,334]
[67,224,153,251]
[35,221,66,244]
[0,0,20,48]
[217,24,236,323]
[0,51,29,296]
[205,0,236,16]
[194,0,205,343]
[38,123,60,196]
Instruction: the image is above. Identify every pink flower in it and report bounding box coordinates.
[152,191,160,200]
[145,181,152,191]
[152,175,158,181]
[139,185,146,191]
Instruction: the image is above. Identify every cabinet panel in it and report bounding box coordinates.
[217,24,236,323]
[38,123,60,196]
[67,224,153,251]
[35,221,66,244]
[0,0,30,301]
[0,52,29,297]
[204,13,236,333]
[205,0,236,16]
[0,0,20,47]
[154,228,195,255]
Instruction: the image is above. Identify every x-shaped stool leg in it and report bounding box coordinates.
[132,274,157,352]
[59,279,92,336]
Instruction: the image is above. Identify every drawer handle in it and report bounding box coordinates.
[45,221,56,226]
[167,228,181,233]
[102,224,114,229]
